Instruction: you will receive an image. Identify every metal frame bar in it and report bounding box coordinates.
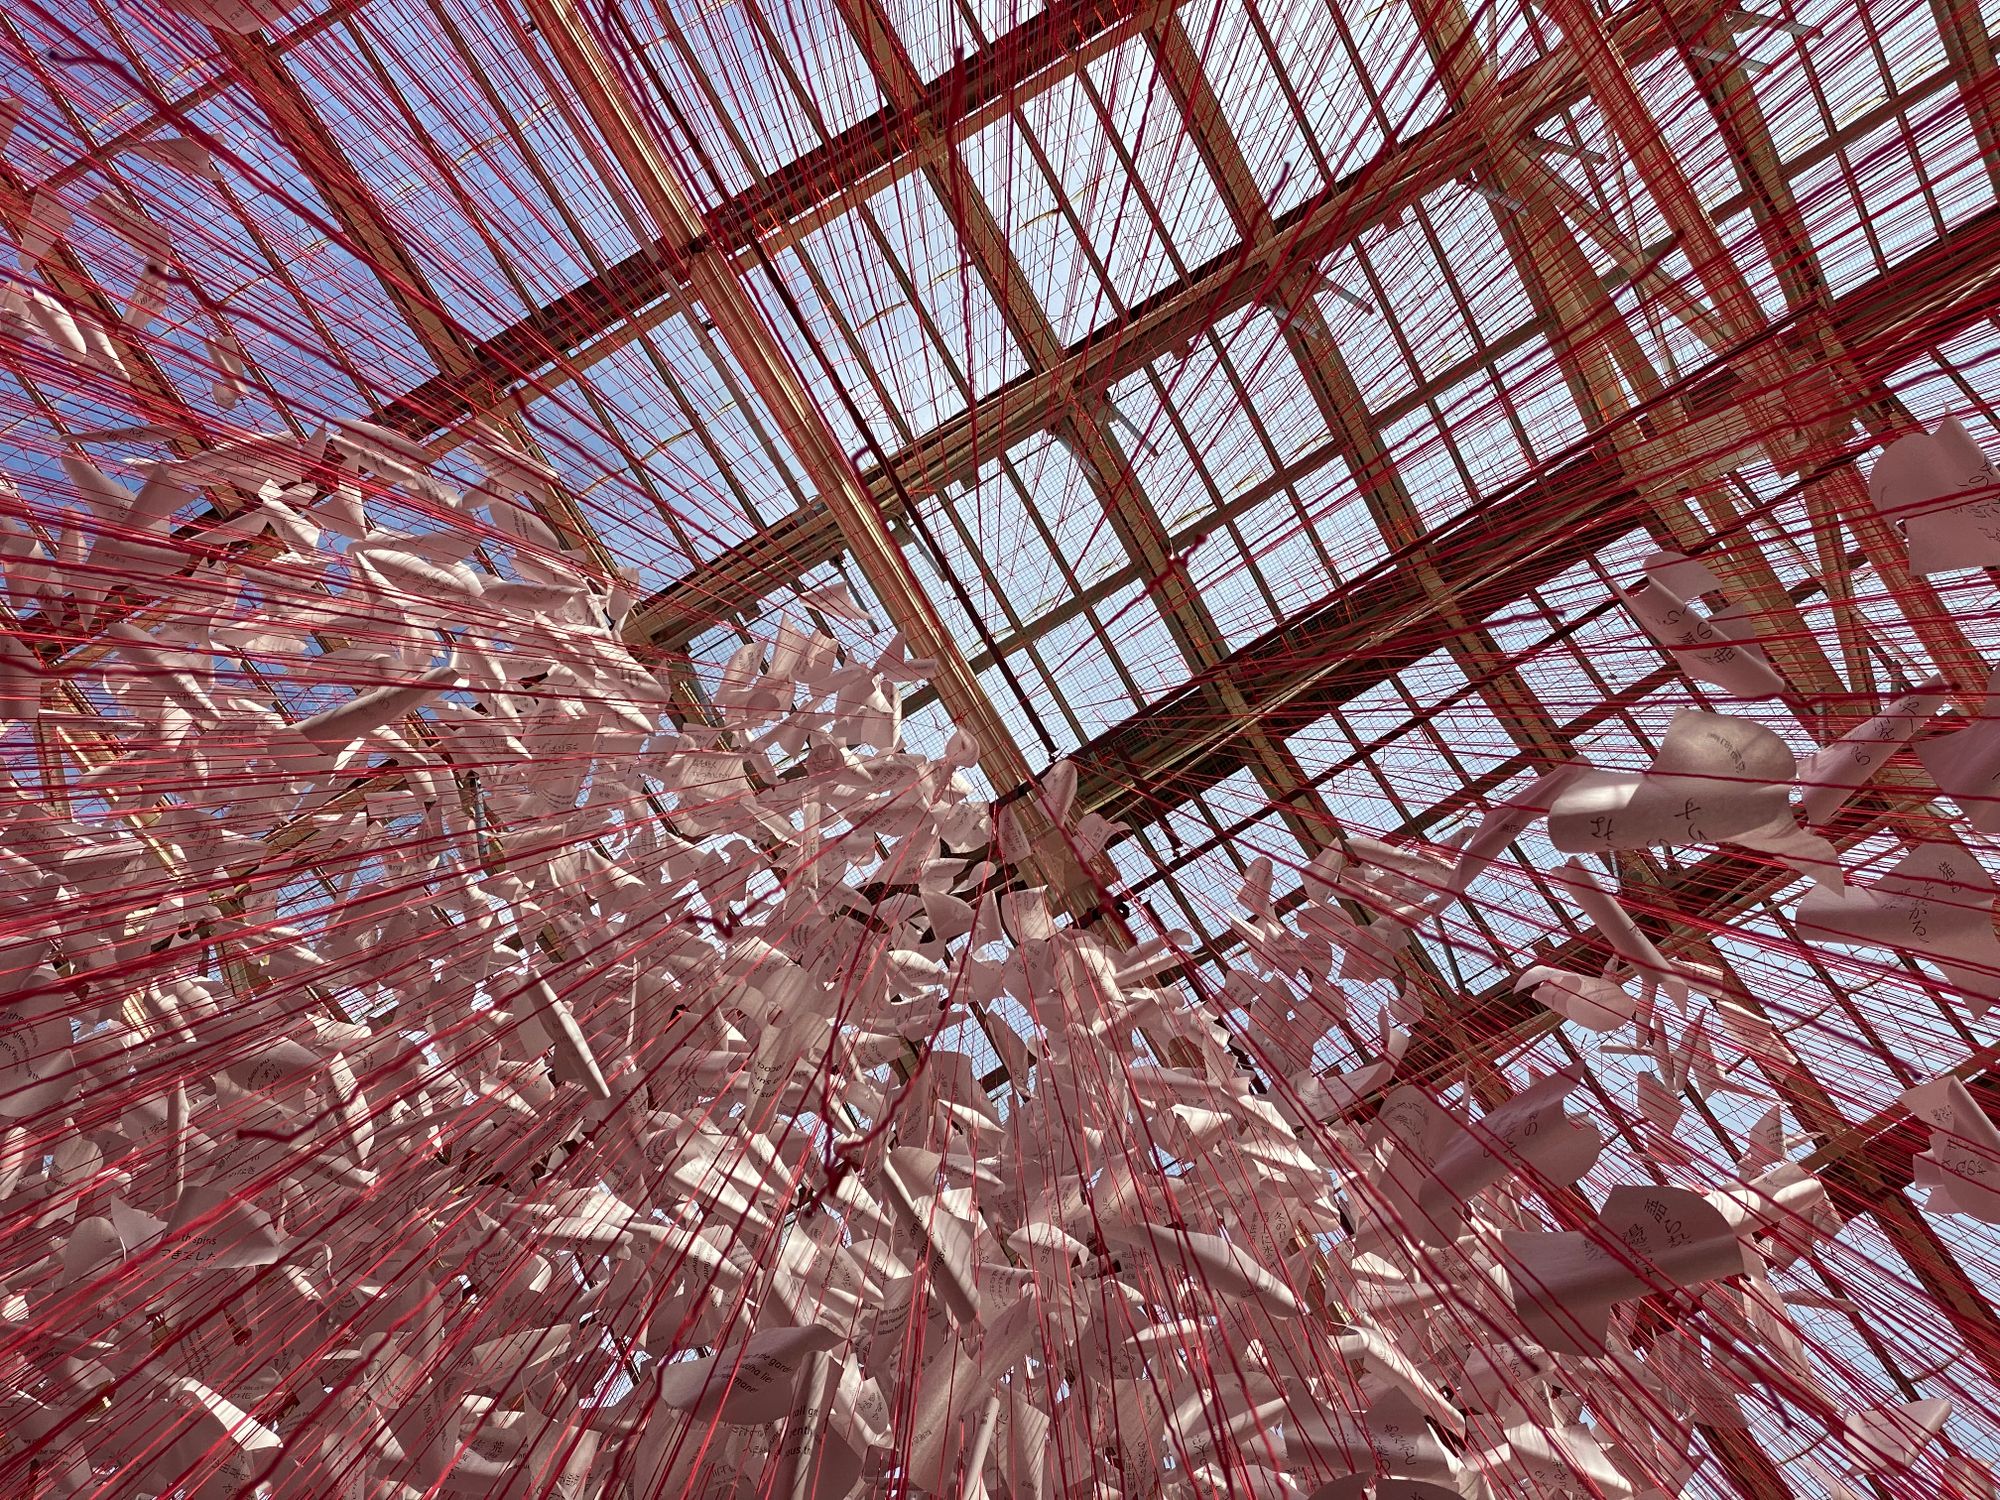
[1064,202,2000,827]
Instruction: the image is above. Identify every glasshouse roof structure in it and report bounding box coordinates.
[4,0,2000,1494]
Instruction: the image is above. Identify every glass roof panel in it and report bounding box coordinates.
[1265,0,1398,179]
[430,0,644,259]
[1179,0,1321,215]
[1426,186,1532,345]
[281,0,633,336]
[1913,96,2000,230]
[1494,337,1588,459]
[754,178,1029,452]
[1379,407,1471,530]
[978,649,1092,759]
[1226,314,1333,467]
[1235,490,1345,615]
[1110,307,1308,521]
[1187,531,1277,651]
[1794,106,1983,294]
[1305,483,1392,581]
[1348,0,1447,138]
[1007,51,1196,322]
[1013,612,1139,741]
[866,174,1032,402]
[1625,52,1739,223]
[1080,41,1236,273]
[93,88,440,412]
[751,0,885,139]
[558,313,822,562]
[1091,580,1188,702]
[623,0,867,183]
[1315,262,1421,411]
[956,110,1115,346]
[1753,0,1930,163]
[878,0,1048,82]
[519,342,715,586]
[1360,198,1480,381]
[622,4,763,200]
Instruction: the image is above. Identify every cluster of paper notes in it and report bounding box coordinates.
[1,107,1999,1500]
